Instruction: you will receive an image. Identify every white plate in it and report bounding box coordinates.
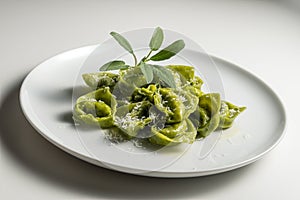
[20,29,286,177]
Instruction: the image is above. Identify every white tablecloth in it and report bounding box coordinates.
[1,0,299,199]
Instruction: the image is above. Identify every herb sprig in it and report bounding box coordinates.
[100,27,185,88]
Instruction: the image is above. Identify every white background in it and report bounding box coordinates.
[1,0,299,199]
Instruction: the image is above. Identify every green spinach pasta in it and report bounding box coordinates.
[73,65,245,146]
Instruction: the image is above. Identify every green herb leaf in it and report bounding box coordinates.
[152,65,176,88]
[100,60,129,71]
[140,62,154,83]
[106,64,129,71]
[149,40,185,61]
[149,27,164,51]
[110,32,134,54]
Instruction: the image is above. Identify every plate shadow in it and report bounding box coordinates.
[0,76,256,199]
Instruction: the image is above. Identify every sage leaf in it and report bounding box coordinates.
[110,32,134,54]
[100,60,128,71]
[152,65,176,88]
[140,62,154,83]
[149,27,164,51]
[149,40,185,61]
[106,64,129,71]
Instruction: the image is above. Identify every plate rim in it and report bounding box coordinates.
[19,44,287,178]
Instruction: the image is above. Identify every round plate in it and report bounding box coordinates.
[20,29,286,177]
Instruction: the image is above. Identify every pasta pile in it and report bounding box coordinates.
[73,65,245,146]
